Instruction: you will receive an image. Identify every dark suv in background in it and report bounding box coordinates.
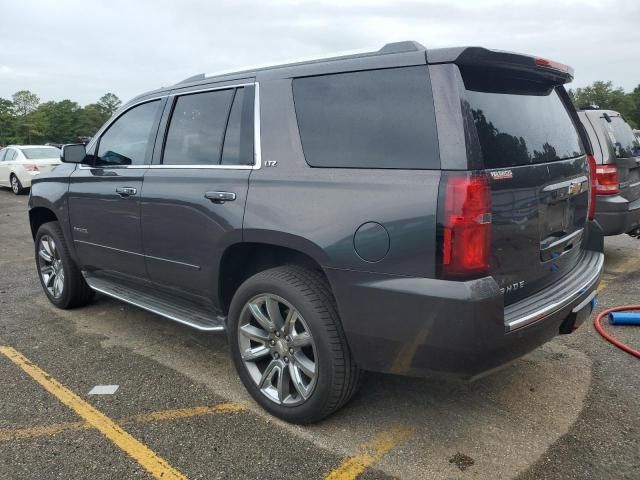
[29,41,604,423]
[578,109,640,236]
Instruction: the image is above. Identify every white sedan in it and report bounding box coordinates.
[0,145,62,195]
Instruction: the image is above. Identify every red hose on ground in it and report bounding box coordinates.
[593,305,640,359]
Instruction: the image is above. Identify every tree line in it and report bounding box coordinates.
[0,90,122,146]
[568,81,639,128]
[0,80,639,147]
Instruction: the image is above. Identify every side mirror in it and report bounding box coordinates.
[61,144,87,164]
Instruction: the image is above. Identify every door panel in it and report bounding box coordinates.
[0,148,8,186]
[140,169,250,298]
[140,84,255,303]
[1,149,16,186]
[68,167,147,277]
[67,98,164,280]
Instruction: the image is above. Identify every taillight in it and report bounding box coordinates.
[587,154,597,220]
[534,57,571,74]
[23,163,39,172]
[439,172,492,278]
[594,164,619,195]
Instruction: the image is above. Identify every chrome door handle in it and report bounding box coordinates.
[115,186,137,196]
[205,191,236,204]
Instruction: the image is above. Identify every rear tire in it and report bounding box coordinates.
[35,221,94,309]
[10,174,26,195]
[228,265,361,424]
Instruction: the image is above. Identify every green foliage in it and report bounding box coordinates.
[628,86,640,129]
[0,90,122,145]
[12,90,39,116]
[568,81,639,128]
[0,98,15,143]
[97,93,122,118]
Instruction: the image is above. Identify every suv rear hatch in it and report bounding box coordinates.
[455,50,590,305]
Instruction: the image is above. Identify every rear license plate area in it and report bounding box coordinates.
[542,200,570,237]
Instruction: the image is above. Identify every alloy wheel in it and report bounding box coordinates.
[37,235,65,299]
[11,176,19,194]
[238,294,318,406]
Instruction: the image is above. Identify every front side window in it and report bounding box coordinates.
[292,66,439,169]
[163,89,235,165]
[96,100,160,166]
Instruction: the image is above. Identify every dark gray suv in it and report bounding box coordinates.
[577,109,640,236]
[29,41,604,423]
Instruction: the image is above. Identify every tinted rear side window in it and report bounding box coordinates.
[292,66,439,169]
[600,116,640,158]
[163,89,234,165]
[465,88,583,169]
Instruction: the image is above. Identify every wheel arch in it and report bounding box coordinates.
[29,206,59,240]
[218,237,331,315]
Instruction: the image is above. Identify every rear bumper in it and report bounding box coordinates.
[15,169,40,188]
[595,194,640,235]
[328,250,604,379]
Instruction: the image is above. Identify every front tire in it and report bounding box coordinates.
[35,221,94,309]
[228,266,361,424]
[10,174,26,195]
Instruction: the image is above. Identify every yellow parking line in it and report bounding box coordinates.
[0,346,187,480]
[0,421,89,442]
[0,403,244,443]
[597,279,608,293]
[131,403,243,423]
[325,427,414,480]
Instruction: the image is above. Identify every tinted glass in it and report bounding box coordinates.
[600,116,640,158]
[466,88,583,169]
[97,100,160,166]
[293,66,439,169]
[221,88,246,165]
[21,147,60,159]
[163,89,234,165]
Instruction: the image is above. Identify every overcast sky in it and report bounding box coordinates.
[1,0,638,105]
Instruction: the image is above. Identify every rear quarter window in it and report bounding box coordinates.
[465,87,584,169]
[292,66,439,169]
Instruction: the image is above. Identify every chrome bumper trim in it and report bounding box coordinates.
[505,252,604,332]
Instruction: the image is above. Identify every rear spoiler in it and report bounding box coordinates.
[429,47,574,85]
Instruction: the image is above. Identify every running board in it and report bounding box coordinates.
[84,275,226,332]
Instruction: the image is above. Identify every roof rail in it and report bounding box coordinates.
[174,40,424,86]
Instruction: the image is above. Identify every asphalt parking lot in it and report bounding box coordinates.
[0,188,639,480]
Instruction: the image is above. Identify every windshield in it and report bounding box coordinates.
[465,88,584,169]
[20,147,61,159]
[600,116,640,158]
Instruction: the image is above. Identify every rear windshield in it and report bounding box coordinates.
[21,147,60,159]
[600,116,640,158]
[465,88,584,169]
